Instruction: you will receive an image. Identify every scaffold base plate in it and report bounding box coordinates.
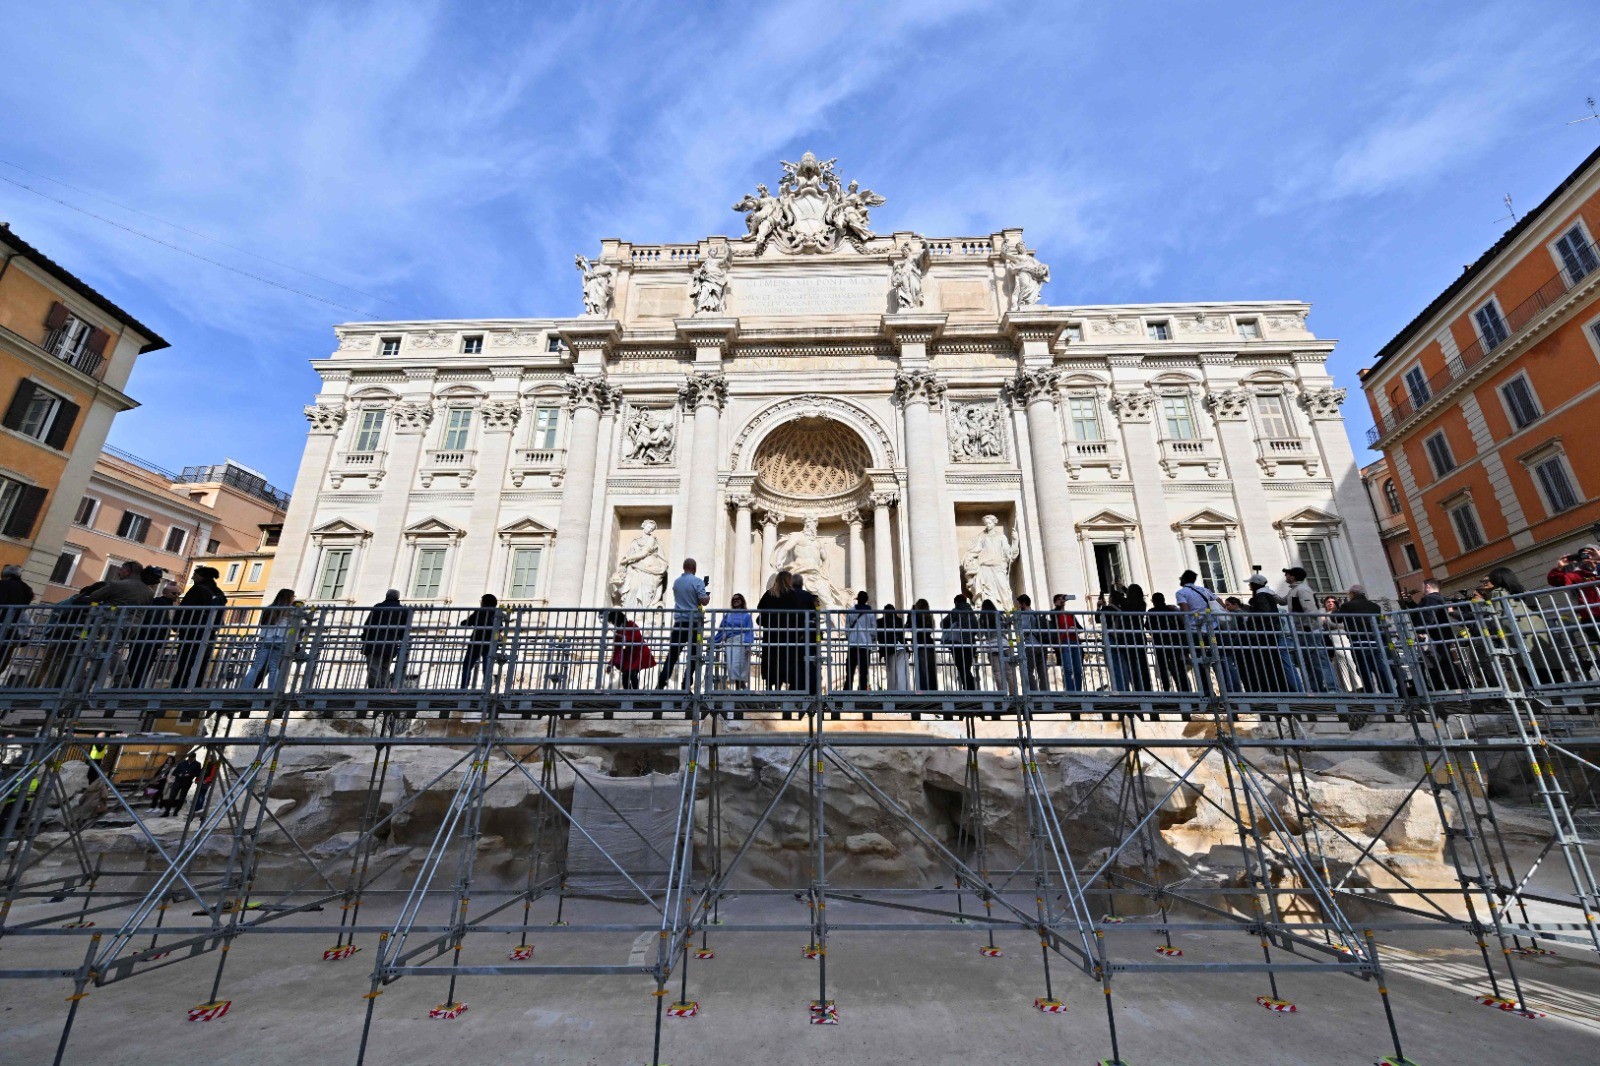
[187,1000,231,1022]
[1155,944,1183,956]
[508,944,533,961]
[808,999,839,1025]
[1256,995,1297,1013]
[1376,1057,1425,1065]
[666,1001,699,1017]
[321,945,358,961]
[429,1001,468,1020]
[980,946,1003,957]
[1034,997,1067,1014]
[1474,994,1544,1018]
[693,948,714,960]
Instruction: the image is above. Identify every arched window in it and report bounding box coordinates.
[1383,479,1401,515]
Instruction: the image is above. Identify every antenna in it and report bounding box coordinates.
[1494,193,1518,226]
[1567,96,1599,126]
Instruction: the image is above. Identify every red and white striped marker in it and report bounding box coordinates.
[429,1002,468,1020]
[187,1000,231,1022]
[322,945,358,961]
[508,944,533,961]
[1256,995,1297,1013]
[802,945,823,960]
[1034,997,1067,1014]
[1474,994,1545,1018]
[666,1001,699,1017]
[1155,945,1183,957]
[809,1000,839,1025]
[980,946,1003,957]
[693,948,714,960]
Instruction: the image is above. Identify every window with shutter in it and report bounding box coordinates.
[116,511,151,543]
[1474,301,1509,350]
[0,480,47,540]
[1499,375,1540,430]
[1554,225,1598,283]
[3,381,38,433]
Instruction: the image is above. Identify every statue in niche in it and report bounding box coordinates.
[574,254,615,317]
[1002,239,1050,310]
[611,519,668,610]
[949,403,1004,461]
[623,407,675,465]
[770,516,850,609]
[962,514,1019,607]
[890,236,928,311]
[689,246,730,314]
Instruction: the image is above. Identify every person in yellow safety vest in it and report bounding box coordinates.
[0,771,41,832]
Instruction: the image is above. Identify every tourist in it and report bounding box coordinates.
[360,590,412,689]
[457,594,501,690]
[1547,545,1600,667]
[124,569,174,688]
[191,756,221,817]
[1486,567,1562,686]
[781,573,821,693]
[977,598,1006,690]
[1333,585,1388,700]
[146,754,174,812]
[879,603,909,691]
[1014,594,1050,691]
[715,594,754,690]
[1146,592,1190,692]
[1322,594,1362,692]
[1276,567,1337,692]
[241,588,297,690]
[0,564,34,682]
[1174,570,1224,694]
[171,566,227,688]
[163,750,202,816]
[844,590,876,690]
[1119,584,1154,692]
[88,560,158,608]
[756,572,793,690]
[942,595,978,691]
[1244,573,1292,692]
[606,609,654,689]
[657,559,710,690]
[1052,594,1084,692]
[1415,579,1466,690]
[910,598,938,691]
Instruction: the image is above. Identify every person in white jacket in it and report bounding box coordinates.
[844,590,877,690]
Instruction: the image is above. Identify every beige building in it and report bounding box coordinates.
[1359,455,1424,597]
[189,521,285,612]
[49,452,289,600]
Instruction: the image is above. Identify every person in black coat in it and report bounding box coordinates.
[171,567,227,688]
[910,598,938,691]
[361,590,413,689]
[125,568,174,687]
[756,572,792,690]
[779,575,820,693]
[1243,575,1290,692]
[0,564,35,680]
[458,594,500,689]
[163,751,202,816]
[942,595,978,691]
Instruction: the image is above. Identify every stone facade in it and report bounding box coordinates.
[275,157,1392,608]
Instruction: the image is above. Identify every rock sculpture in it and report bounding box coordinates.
[611,519,668,610]
[689,246,730,314]
[574,254,615,317]
[962,514,1019,607]
[622,407,676,465]
[1002,239,1050,309]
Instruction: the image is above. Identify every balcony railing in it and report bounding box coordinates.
[510,447,566,488]
[1368,240,1596,445]
[330,450,385,488]
[420,449,477,488]
[1064,438,1124,478]
[1256,437,1320,476]
[1158,437,1220,477]
[44,329,104,378]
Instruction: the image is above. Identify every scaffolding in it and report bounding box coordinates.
[0,591,1597,1066]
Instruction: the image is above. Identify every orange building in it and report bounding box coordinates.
[1359,455,1424,597]
[1360,144,1600,591]
[0,222,167,588]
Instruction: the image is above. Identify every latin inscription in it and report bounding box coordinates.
[733,274,888,316]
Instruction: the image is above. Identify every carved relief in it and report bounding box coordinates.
[1205,388,1252,421]
[947,401,1008,462]
[868,489,900,508]
[678,372,728,411]
[412,329,454,349]
[304,403,347,433]
[1267,312,1309,331]
[390,401,435,432]
[1108,389,1155,423]
[621,406,677,465]
[1181,313,1228,334]
[892,370,947,409]
[336,334,370,352]
[1094,316,1138,336]
[1298,386,1347,419]
[490,329,541,347]
[478,399,521,431]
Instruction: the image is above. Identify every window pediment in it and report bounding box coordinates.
[1075,508,1138,532]
[310,518,372,540]
[403,516,466,540]
[1272,506,1341,532]
[498,516,557,539]
[1172,507,1238,531]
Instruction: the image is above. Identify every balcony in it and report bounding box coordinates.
[1063,438,1124,479]
[44,329,104,378]
[1367,238,1597,446]
[510,446,566,488]
[1157,437,1220,478]
[330,450,385,489]
[420,448,477,488]
[1256,437,1321,477]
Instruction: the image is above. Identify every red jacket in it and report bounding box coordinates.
[1054,610,1079,643]
[1547,566,1600,620]
[610,621,656,671]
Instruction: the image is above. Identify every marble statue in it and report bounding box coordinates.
[771,516,850,609]
[689,246,730,314]
[622,407,676,465]
[828,180,886,247]
[611,519,668,609]
[962,514,1019,607]
[949,403,1005,461]
[575,255,615,317]
[890,236,927,311]
[1002,240,1050,310]
[732,184,786,252]
[734,152,887,254]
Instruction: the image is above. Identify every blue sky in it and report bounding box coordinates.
[3,1,1598,487]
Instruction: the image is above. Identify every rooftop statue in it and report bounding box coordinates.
[574,254,616,317]
[734,152,886,254]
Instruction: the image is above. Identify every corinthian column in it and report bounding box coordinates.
[844,510,865,593]
[870,490,898,605]
[679,371,728,566]
[729,494,755,603]
[547,376,616,604]
[893,369,948,603]
[760,509,783,589]
[1012,368,1085,598]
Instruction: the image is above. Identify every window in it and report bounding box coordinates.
[441,408,472,451]
[1403,366,1431,408]
[1474,301,1510,351]
[1423,431,1455,478]
[1194,541,1231,592]
[1449,502,1485,552]
[164,527,187,554]
[1146,320,1171,341]
[1237,318,1261,340]
[353,409,385,452]
[1532,455,1580,514]
[262,527,281,547]
[224,562,241,583]
[115,511,151,543]
[411,547,447,598]
[1402,543,1421,571]
[206,539,220,554]
[1254,394,1294,438]
[546,336,564,353]
[1067,396,1102,441]
[508,547,542,599]
[1063,323,1084,342]
[1554,224,1598,283]
[1160,395,1195,439]
[42,304,107,370]
[1499,375,1541,430]
[248,561,264,583]
[102,557,126,581]
[74,496,99,527]
[531,406,560,449]
[1294,538,1338,595]
[380,337,401,357]
[1383,479,1402,515]
[316,548,353,600]
[2,381,78,448]
[49,548,81,585]
[0,476,47,540]
[462,335,484,355]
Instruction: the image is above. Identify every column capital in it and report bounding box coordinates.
[728,492,757,511]
[759,508,785,527]
[1007,368,1059,407]
[678,370,729,411]
[892,369,946,410]
[1204,387,1251,421]
[304,403,347,434]
[390,400,435,432]
[1108,388,1155,423]
[868,489,900,508]
[1298,385,1347,419]
[564,375,618,413]
[843,509,863,527]
[478,398,522,431]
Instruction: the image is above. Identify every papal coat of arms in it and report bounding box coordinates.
[733,152,886,254]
